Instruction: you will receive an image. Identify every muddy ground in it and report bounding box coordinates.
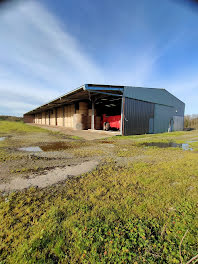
[0,126,123,191]
[1,123,198,192]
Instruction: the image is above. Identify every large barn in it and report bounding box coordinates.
[24,84,185,136]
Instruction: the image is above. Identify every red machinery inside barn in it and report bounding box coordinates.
[102,114,121,130]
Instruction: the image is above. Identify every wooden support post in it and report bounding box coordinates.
[91,101,95,130]
[63,106,65,127]
[49,111,50,126]
[55,108,57,126]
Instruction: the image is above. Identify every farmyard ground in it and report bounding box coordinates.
[0,121,197,263]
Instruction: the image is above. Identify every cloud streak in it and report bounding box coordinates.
[0,0,197,116]
[0,0,104,115]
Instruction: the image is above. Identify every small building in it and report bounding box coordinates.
[24,84,185,135]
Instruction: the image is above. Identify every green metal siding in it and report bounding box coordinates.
[154,104,175,133]
[123,86,185,115]
[123,86,185,134]
[123,98,154,135]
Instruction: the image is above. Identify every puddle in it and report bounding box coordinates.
[18,142,78,152]
[182,144,193,151]
[19,146,43,152]
[40,142,76,151]
[142,142,193,151]
[186,140,198,143]
[97,140,114,144]
[0,137,5,141]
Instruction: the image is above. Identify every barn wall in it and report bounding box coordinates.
[23,114,34,123]
[123,98,154,135]
[124,87,185,134]
[173,116,184,131]
[154,104,174,133]
[154,104,184,133]
[124,86,185,113]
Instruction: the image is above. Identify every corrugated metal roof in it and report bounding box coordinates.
[24,84,185,115]
[24,84,124,115]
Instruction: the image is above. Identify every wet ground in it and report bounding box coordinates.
[1,124,198,192]
[141,142,195,151]
[17,140,196,154]
[17,140,114,153]
[19,146,43,152]
[0,131,115,189]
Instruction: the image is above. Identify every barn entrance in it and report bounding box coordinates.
[72,94,122,132]
[93,95,122,131]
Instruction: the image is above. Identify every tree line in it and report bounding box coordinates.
[184,115,198,129]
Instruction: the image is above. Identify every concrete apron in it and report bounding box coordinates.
[28,124,120,140]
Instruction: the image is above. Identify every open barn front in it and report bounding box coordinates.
[83,84,123,132]
[93,95,122,131]
[70,93,122,132]
[24,84,124,134]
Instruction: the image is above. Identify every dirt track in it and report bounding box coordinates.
[0,160,99,191]
[2,123,197,193]
[0,127,118,192]
[30,124,120,140]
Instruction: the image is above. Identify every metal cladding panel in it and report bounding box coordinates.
[173,116,184,131]
[124,98,154,135]
[154,104,175,133]
[123,86,185,115]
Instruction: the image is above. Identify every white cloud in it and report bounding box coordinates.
[0,0,197,116]
[0,0,104,116]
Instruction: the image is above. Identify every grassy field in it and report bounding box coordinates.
[0,121,198,263]
[0,120,48,134]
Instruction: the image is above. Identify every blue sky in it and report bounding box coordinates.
[0,0,198,116]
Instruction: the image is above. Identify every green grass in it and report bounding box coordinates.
[0,123,198,263]
[0,121,83,140]
[113,131,193,141]
[0,121,48,134]
[188,141,198,151]
[0,152,197,263]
